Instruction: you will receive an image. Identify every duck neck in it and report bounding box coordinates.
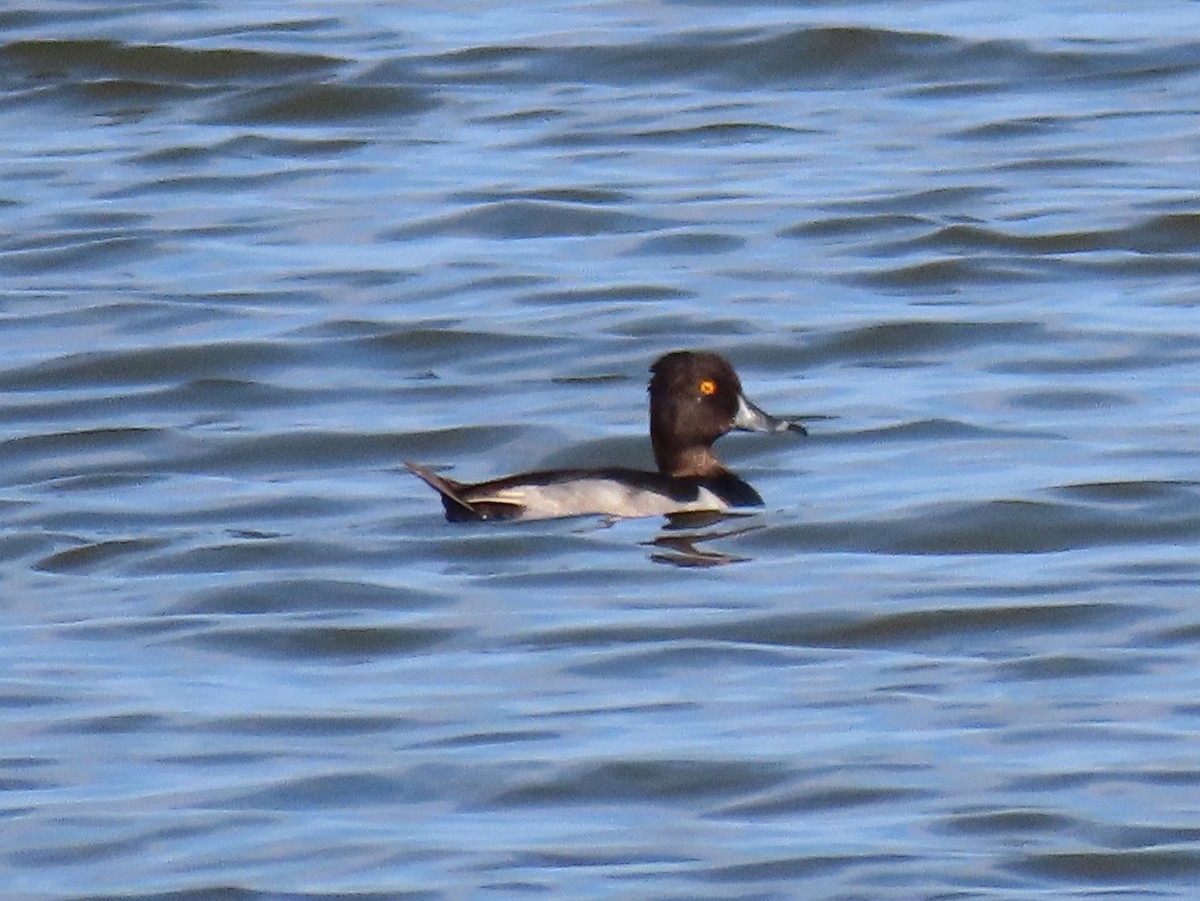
[652,441,726,479]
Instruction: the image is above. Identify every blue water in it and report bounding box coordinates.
[3,2,1200,898]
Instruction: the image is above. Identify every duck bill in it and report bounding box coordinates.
[733,392,807,435]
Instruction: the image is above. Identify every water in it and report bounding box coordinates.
[3,1,1200,898]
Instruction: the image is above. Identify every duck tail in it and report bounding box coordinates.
[403,461,480,520]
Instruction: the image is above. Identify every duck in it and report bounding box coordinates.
[405,350,805,522]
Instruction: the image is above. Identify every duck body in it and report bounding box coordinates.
[406,350,805,522]
[404,462,765,522]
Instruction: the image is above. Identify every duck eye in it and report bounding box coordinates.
[698,378,717,397]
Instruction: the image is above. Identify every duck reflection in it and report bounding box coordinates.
[645,511,762,567]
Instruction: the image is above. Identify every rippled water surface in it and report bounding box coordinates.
[4,1,1200,898]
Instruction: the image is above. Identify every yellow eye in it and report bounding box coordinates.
[698,378,717,396]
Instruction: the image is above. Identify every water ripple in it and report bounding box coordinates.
[3,5,1200,899]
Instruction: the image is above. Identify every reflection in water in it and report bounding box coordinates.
[648,512,762,567]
